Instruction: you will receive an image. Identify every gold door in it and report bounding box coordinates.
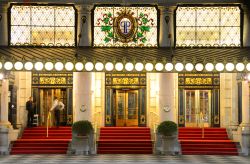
[184,90,211,127]
[39,89,67,126]
[116,90,138,127]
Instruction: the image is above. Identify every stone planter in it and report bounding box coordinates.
[70,132,94,155]
[156,134,180,155]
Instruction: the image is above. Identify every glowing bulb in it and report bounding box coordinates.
[155,63,163,71]
[24,62,33,70]
[95,62,104,71]
[4,62,13,70]
[105,62,114,71]
[205,63,214,72]
[195,63,204,71]
[215,63,224,72]
[125,62,134,71]
[35,62,43,71]
[175,63,184,72]
[165,63,173,71]
[85,62,94,71]
[75,62,84,71]
[145,63,153,71]
[45,62,54,71]
[225,63,234,72]
[236,63,245,72]
[65,62,74,71]
[135,63,144,71]
[185,63,194,72]
[115,62,123,71]
[14,61,23,70]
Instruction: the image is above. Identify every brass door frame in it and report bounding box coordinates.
[184,90,211,127]
[115,90,139,127]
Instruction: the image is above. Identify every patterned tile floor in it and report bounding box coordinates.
[0,155,249,164]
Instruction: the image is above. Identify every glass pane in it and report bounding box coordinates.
[199,91,209,123]
[196,7,220,27]
[185,91,196,123]
[196,27,220,45]
[55,27,75,46]
[176,27,196,46]
[127,92,137,119]
[31,27,54,45]
[117,92,125,119]
[11,26,31,45]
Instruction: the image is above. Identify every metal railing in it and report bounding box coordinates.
[91,111,102,153]
[149,111,160,153]
[46,112,52,137]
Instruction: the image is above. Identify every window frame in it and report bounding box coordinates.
[8,3,78,47]
[174,4,243,47]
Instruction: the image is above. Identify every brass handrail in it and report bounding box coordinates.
[46,112,51,137]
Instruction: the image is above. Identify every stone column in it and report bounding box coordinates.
[0,78,10,126]
[0,78,10,155]
[229,73,239,130]
[73,72,93,122]
[0,3,8,46]
[158,73,177,123]
[240,80,250,156]
[76,5,92,47]
[159,6,174,47]
[243,5,250,47]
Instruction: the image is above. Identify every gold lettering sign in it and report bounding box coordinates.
[113,78,139,85]
[39,77,67,85]
[185,78,212,85]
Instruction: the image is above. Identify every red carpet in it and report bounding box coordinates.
[178,127,238,155]
[10,126,72,154]
[98,127,153,154]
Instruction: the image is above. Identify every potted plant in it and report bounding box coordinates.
[72,120,93,136]
[70,120,94,155]
[156,121,180,155]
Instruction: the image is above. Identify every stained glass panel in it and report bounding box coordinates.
[10,5,75,46]
[176,6,241,47]
[93,6,158,47]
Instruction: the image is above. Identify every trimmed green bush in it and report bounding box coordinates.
[157,121,177,136]
[72,120,93,136]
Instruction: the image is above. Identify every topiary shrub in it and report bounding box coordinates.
[157,121,177,136]
[72,120,93,136]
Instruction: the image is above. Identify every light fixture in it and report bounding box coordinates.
[0,73,3,80]
[247,74,250,81]
[4,62,13,70]
[246,63,250,71]
[115,62,123,71]
[24,62,33,71]
[45,62,54,71]
[155,63,164,71]
[34,62,44,71]
[0,62,2,69]
[236,63,245,72]
[225,63,234,72]
[65,62,74,71]
[195,63,204,71]
[165,63,173,71]
[105,62,114,71]
[55,62,64,71]
[14,61,23,70]
[185,63,194,72]
[145,63,153,71]
[175,63,184,72]
[205,63,214,72]
[75,62,84,71]
[135,63,144,71]
[85,62,94,71]
[215,63,224,72]
[95,62,104,71]
[125,62,134,71]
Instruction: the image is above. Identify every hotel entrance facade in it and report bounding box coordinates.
[0,0,250,156]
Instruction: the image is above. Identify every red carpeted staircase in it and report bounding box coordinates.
[98,127,153,154]
[178,127,238,155]
[10,126,72,154]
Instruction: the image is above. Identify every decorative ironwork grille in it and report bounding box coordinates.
[93,6,158,47]
[10,4,76,46]
[176,6,241,47]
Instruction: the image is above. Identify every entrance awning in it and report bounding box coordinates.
[0,46,250,72]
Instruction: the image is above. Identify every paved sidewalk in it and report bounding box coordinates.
[0,155,249,164]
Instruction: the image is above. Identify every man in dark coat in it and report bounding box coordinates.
[26,97,34,127]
